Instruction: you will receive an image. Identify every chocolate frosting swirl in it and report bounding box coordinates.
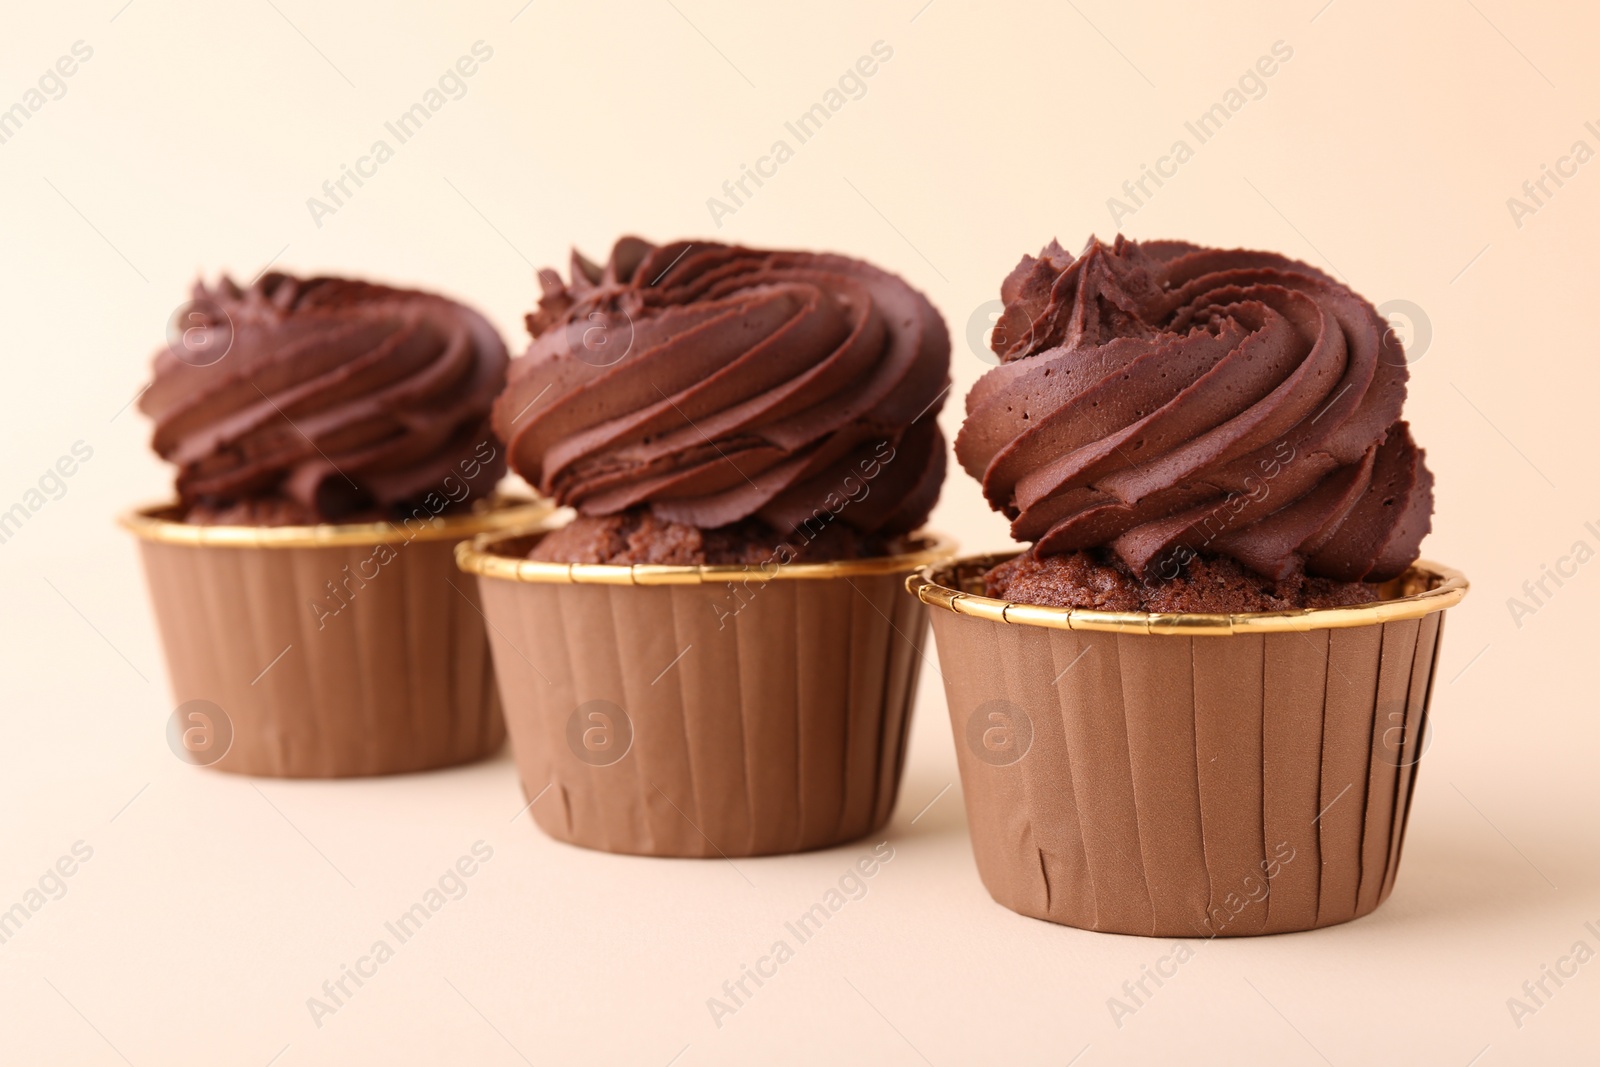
[957,236,1433,582]
[492,238,950,536]
[142,272,508,522]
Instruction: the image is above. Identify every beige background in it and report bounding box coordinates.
[2,0,1596,1063]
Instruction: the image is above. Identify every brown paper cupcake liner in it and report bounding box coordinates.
[457,527,955,857]
[121,495,550,778]
[908,554,1466,937]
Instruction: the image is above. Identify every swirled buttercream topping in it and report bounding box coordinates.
[493,238,951,537]
[956,236,1432,582]
[142,272,508,523]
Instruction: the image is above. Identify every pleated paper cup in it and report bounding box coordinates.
[456,526,955,858]
[907,554,1468,937]
[121,495,550,778]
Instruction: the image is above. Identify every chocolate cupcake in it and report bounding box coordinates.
[122,273,546,777]
[459,238,953,856]
[909,236,1467,934]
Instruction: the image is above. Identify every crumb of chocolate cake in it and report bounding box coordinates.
[530,509,891,566]
[984,548,1380,614]
[184,497,357,526]
[182,495,476,527]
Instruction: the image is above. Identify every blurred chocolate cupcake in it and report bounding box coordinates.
[461,238,953,856]
[123,272,546,777]
[910,236,1466,934]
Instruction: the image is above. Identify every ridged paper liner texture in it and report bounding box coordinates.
[127,503,544,777]
[921,559,1458,937]
[471,539,933,858]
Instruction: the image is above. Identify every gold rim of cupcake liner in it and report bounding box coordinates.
[907,552,1467,635]
[456,524,957,585]
[118,493,551,548]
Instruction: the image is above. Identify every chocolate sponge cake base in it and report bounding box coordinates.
[530,509,891,566]
[183,495,485,528]
[985,547,1378,614]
